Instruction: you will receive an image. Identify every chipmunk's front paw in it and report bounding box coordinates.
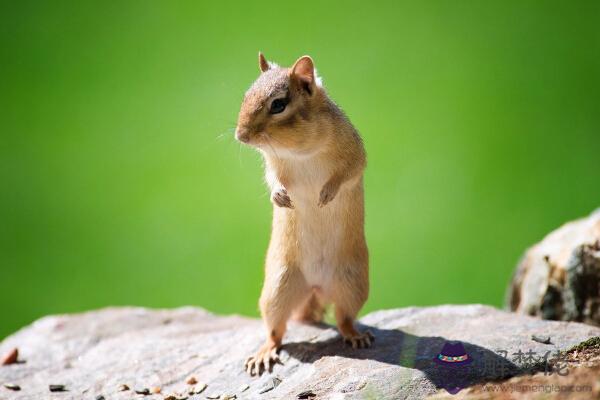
[271,188,293,208]
[343,330,374,349]
[318,181,339,207]
[245,343,281,376]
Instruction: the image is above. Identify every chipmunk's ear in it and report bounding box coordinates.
[258,52,270,73]
[290,55,315,94]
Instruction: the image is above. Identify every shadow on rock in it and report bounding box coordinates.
[282,323,523,394]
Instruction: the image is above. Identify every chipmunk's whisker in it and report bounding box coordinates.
[265,134,285,147]
[262,134,281,162]
[238,140,244,168]
[215,127,236,141]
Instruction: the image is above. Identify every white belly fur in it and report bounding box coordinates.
[284,157,345,292]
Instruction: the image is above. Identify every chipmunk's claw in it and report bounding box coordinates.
[318,181,339,207]
[343,330,374,349]
[244,346,281,376]
[271,189,293,208]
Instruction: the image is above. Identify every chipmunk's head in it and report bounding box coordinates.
[235,53,326,154]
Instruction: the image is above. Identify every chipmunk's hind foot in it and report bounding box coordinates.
[343,330,374,349]
[245,344,281,376]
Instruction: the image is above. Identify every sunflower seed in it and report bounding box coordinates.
[3,383,20,391]
[95,395,105,400]
[531,334,551,344]
[164,395,188,400]
[134,387,150,395]
[165,396,187,400]
[259,377,281,394]
[49,384,66,392]
[297,390,317,399]
[195,383,207,394]
[238,383,250,392]
[118,383,130,391]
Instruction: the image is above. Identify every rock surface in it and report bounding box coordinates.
[508,209,600,325]
[1,305,599,400]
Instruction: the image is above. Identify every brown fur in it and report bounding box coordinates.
[237,54,371,376]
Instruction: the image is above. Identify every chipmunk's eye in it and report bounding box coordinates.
[269,98,288,114]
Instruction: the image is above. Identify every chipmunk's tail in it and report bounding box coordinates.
[292,292,325,324]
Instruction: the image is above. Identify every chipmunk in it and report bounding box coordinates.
[236,53,371,376]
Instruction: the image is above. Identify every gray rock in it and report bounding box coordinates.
[0,305,598,399]
[507,209,600,325]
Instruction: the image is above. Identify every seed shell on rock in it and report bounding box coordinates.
[3,383,21,391]
[297,390,317,399]
[49,384,66,392]
[238,383,250,392]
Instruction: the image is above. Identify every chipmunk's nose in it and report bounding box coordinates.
[235,126,250,143]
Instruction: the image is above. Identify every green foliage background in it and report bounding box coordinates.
[1,1,599,339]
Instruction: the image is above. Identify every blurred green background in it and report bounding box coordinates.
[1,1,599,339]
